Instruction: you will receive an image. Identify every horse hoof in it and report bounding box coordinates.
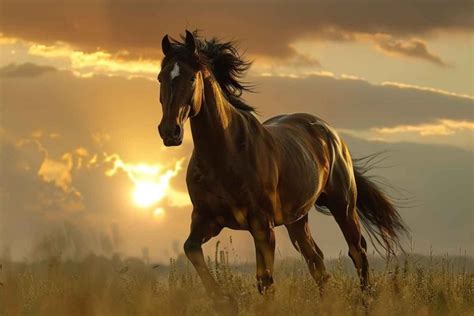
[318,273,331,295]
[213,294,239,316]
[257,273,275,296]
[321,273,331,283]
[363,284,375,296]
[258,283,275,297]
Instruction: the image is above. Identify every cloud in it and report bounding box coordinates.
[0,62,56,77]
[0,0,472,62]
[373,119,474,136]
[341,119,474,150]
[290,54,321,68]
[27,42,158,78]
[252,52,322,77]
[0,64,165,155]
[38,154,74,191]
[373,35,448,66]
[36,146,92,196]
[246,73,473,131]
[0,135,84,248]
[2,62,472,147]
[380,81,474,100]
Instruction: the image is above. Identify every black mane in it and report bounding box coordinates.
[163,31,255,112]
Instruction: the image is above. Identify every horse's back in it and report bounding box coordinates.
[263,112,335,157]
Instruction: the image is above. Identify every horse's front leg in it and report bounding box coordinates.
[184,210,237,313]
[250,217,276,295]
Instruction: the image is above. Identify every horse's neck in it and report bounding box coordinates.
[190,75,241,163]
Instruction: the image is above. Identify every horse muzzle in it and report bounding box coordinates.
[158,123,183,147]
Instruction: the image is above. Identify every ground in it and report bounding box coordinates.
[1,247,473,316]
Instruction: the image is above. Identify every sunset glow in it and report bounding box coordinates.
[28,41,158,78]
[105,154,184,210]
[133,181,165,207]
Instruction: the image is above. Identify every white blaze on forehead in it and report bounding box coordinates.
[170,62,180,80]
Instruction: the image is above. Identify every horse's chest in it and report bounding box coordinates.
[187,166,259,229]
[190,174,251,207]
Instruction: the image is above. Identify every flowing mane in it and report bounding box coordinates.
[162,31,255,112]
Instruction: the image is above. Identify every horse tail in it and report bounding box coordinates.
[352,157,409,255]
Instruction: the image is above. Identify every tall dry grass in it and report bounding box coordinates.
[0,243,472,315]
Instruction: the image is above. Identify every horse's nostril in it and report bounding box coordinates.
[173,125,182,138]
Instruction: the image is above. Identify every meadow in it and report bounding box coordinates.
[0,243,472,316]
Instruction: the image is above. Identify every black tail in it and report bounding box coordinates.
[353,158,409,255]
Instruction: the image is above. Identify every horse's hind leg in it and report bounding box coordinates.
[286,214,329,291]
[328,196,369,290]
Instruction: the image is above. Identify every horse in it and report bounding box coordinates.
[157,30,407,312]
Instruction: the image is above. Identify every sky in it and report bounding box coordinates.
[0,0,473,262]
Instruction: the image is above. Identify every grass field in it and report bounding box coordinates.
[1,246,472,316]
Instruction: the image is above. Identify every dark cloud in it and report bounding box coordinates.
[0,62,56,78]
[1,64,471,142]
[247,74,473,130]
[0,0,472,61]
[374,36,448,66]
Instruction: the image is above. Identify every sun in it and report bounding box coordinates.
[105,155,184,211]
[133,181,166,207]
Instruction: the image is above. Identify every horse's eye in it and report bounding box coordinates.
[190,76,195,83]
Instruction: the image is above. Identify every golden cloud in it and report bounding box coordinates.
[35,146,90,200]
[341,119,474,150]
[104,154,191,210]
[373,119,474,136]
[259,69,336,79]
[13,137,73,193]
[381,82,474,100]
[28,42,158,78]
[38,156,73,191]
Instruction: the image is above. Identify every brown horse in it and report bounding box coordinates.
[157,30,407,311]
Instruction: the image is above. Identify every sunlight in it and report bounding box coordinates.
[133,181,166,207]
[105,154,184,211]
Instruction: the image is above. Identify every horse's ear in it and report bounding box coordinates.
[162,34,172,56]
[185,30,196,54]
